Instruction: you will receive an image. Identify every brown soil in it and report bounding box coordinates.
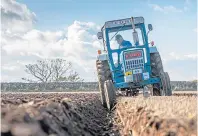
[1,92,197,136]
[1,93,119,136]
[114,96,197,136]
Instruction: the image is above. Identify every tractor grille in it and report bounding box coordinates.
[125,58,144,71]
[123,50,145,83]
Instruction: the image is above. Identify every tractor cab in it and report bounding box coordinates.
[97,17,154,87]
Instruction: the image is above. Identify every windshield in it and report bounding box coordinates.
[108,28,144,50]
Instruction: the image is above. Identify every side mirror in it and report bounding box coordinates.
[133,31,139,45]
[97,32,103,40]
[148,24,153,31]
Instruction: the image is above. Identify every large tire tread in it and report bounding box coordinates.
[104,80,116,110]
[96,60,112,107]
[164,72,172,96]
[150,53,164,77]
[150,53,164,96]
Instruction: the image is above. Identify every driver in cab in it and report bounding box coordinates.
[115,34,132,49]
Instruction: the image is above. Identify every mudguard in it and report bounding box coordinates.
[149,46,158,53]
[97,53,108,61]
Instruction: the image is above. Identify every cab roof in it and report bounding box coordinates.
[104,17,144,29]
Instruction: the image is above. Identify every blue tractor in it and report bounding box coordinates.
[96,17,172,110]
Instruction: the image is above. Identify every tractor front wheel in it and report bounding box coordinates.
[96,60,112,108]
[104,80,116,111]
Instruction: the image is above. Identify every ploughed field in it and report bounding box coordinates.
[115,95,197,136]
[1,93,118,136]
[1,92,197,136]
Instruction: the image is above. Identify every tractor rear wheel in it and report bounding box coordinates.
[150,53,164,76]
[104,80,116,110]
[96,60,112,108]
[160,72,172,96]
[150,53,172,96]
[165,72,172,96]
[150,53,164,96]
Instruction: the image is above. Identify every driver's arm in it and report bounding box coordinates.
[127,41,132,47]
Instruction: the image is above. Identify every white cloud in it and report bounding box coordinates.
[161,52,197,81]
[1,0,36,33]
[1,0,103,82]
[169,52,181,60]
[149,4,183,13]
[168,52,198,60]
[184,54,198,59]
[2,20,102,81]
[2,65,19,71]
[2,29,68,57]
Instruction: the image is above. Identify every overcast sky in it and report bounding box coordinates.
[1,0,197,82]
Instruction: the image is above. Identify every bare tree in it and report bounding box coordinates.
[57,70,84,82]
[24,60,53,83]
[23,58,83,83]
[68,71,84,82]
[51,59,72,81]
